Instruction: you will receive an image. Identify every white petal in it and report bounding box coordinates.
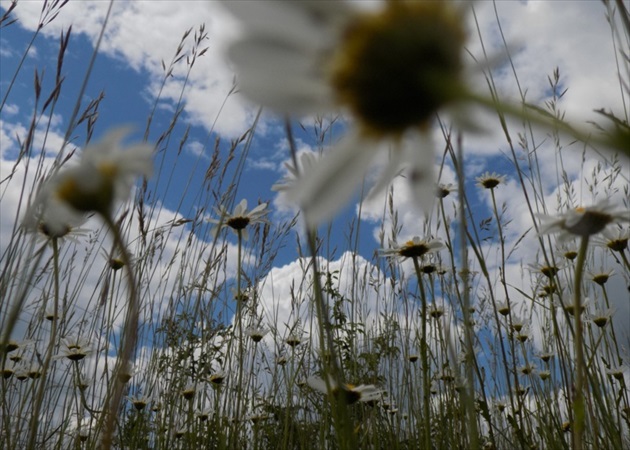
[288,131,381,226]
[219,1,335,51]
[402,133,436,214]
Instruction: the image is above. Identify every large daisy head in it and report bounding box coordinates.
[221,1,470,225]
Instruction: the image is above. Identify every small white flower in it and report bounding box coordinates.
[245,326,268,343]
[23,128,153,233]
[380,236,444,260]
[207,199,268,240]
[475,172,506,190]
[208,370,227,385]
[221,1,473,225]
[307,375,384,405]
[56,336,92,362]
[537,200,629,239]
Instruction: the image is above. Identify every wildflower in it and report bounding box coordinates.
[589,269,614,286]
[587,308,614,328]
[196,407,213,421]
[128,394,151,411]
[3,339,28,354]
[597,227,629,253]
[538,370,551,381]
[27,365,42,379]
[496,301,511,316]
[518,364,536,376]
[559,297,589,316]
[428,304,445,319]
[538,352,554,363]
[222,1,472,225]
[208,370,226,385]
[56,336,91,362]
[117,365,138,383]
[23,128,153,234]
[307,375,383,405]
[556,241,578,261]
[208,199,268,240]
[408,354,419,363]
[529,262,561,279]
[285,332,304,348]
[380,236,444,260]
[476,172,506,190]
[537,200,629,239]
[436,183,456,199]
[1,366,14,379]
[181,383,196,400]
[275,356,288,366]
[245,326,268,343]
[606,365,626,382]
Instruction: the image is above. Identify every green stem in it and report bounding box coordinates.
[99,214,140,450]
[412,257,431,450]
[572,236,589,450]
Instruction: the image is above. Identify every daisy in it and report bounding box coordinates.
[436,183,456,199]
[588,269,614,286]
[380,236,444,260]
[128,394,151,411]
[476,172,506,190]
[285,332,304,348]
[208,199,268,240]
[23,128,153,233]
[221,1,472,225]
[245,326,268,343]
[586,307,615,328]
[56,336,92,362]
[307,375,383,405]
[597,227,629,253]
[208,370,227,386]
[537,200,629,239]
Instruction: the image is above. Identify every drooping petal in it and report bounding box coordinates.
[287,131,381,226]
[219,0,342,51]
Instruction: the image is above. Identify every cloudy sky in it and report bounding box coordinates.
[1,0,628,365]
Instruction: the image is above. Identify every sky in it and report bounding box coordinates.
[1,0,629,374]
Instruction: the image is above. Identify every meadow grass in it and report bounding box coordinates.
[1,2,629,449]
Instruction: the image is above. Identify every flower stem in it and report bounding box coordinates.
[572,236,589,450]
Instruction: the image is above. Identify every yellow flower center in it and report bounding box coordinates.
[330,2,466,136]
[56,163,118,214]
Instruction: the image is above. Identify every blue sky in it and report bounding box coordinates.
[1,0,629,357]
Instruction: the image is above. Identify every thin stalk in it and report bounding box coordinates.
[572,236,589,450]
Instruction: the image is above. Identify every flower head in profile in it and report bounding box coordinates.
[380,236,444,260]
[245,326,268,343]
[476,172,506,190]
[307,375,384,405]
[56,336,92,362]
[23,128,153,232]
[208,199,268,240]
[222,1,473,225]
[537,200,629,240]
[208,370,227,386]
[596,227,629,253]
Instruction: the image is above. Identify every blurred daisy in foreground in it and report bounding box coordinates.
[23,128,153,233]
[208,199,268,240]
[221,1,475,225]
[537,200,629,240]
[307,375,384,405]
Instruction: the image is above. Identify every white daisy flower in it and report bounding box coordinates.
[56,336,92,362]
[207,199,268,240]
[307,375,384,405]
[23,128,153,232]
[221,1,473,225]
[380,236,445,261]
[537,200,629,239]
